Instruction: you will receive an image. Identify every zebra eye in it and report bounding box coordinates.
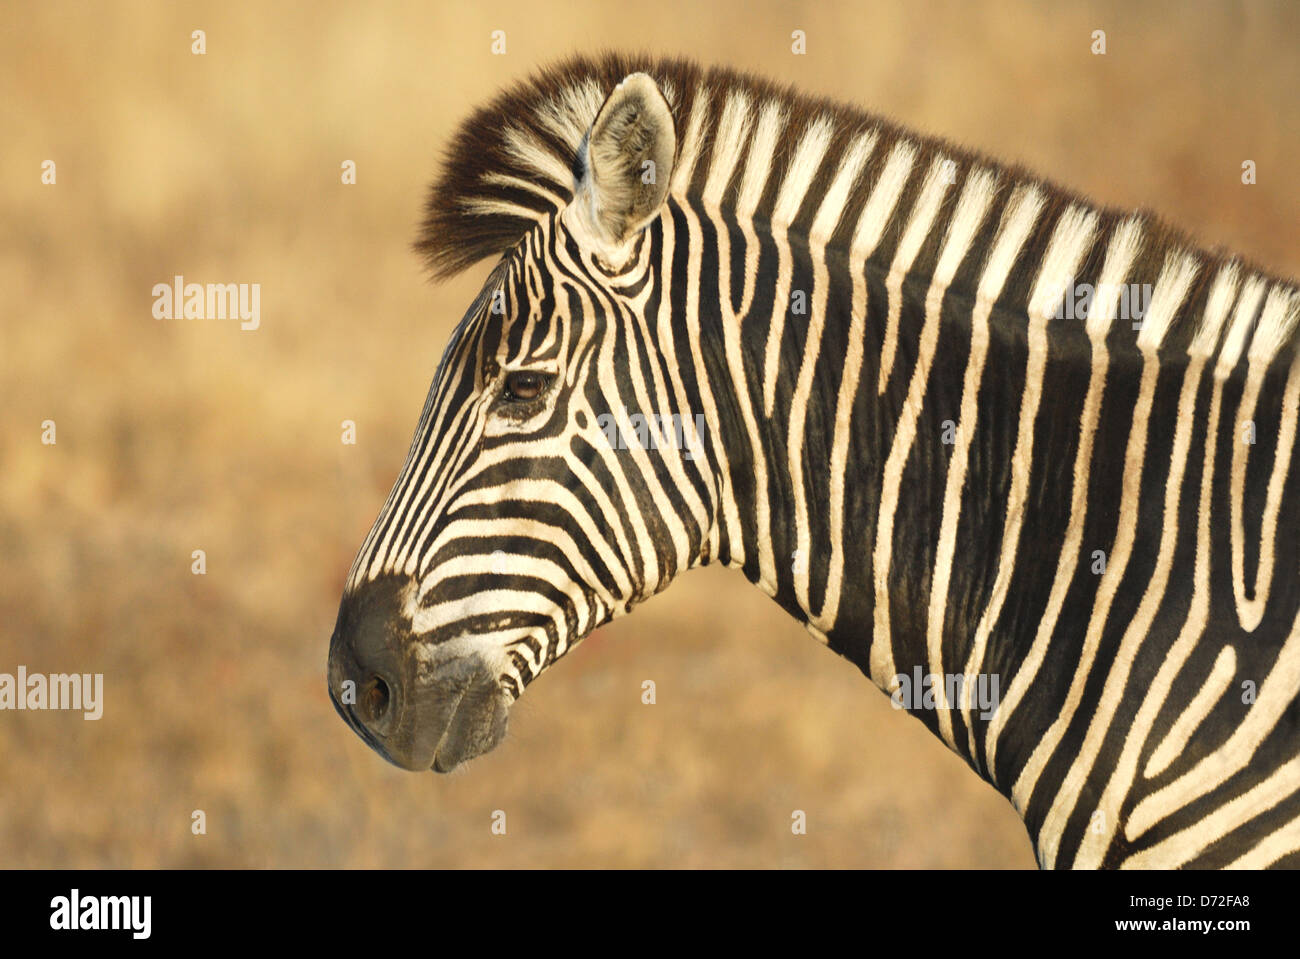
[502,370,551,402]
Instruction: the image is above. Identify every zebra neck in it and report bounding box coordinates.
[682,186,1300,822]
[686,188,1050,735]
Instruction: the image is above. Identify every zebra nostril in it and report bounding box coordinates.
[362,676,392,723]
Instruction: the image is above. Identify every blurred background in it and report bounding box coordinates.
[3,0,1298,868]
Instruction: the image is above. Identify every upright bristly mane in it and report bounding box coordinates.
[416,52,1298,357]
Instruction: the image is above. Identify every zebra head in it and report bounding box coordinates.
[328,73,712,772]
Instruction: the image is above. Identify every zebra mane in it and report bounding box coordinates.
[418,52,1299,357]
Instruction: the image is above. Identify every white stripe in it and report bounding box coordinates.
[701,91,754,207]
[852,141,917,256]
[501,124,572,188]
[821,139,919,643]
[1189,262,1241,358]
[792,132,880,626]
[1143,646,1237,779]
[809,131,878,245]
[1135,251,1199,351]
[1215,276,1266,379]
[760,116,837,417]
[670,87,712,194]
[735,101,785,218]
[876,156,951,396]
[1229,292,1300,632]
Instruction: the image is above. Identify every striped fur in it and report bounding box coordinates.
[334,53,1300,868]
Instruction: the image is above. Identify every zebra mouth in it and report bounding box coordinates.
[427,675,511,773]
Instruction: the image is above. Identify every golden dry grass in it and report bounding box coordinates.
[2,0,1297,868]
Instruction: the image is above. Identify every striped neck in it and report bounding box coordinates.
[674,155,1299,821]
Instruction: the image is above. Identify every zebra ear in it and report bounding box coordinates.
[572,73,676,252]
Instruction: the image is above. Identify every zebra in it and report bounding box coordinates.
[326,53,1300,869]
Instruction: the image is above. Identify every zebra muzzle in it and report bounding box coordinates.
[327,577,510,772]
